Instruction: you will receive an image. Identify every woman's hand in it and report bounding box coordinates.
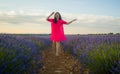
[50,12,54,16]
[67,19,77,25]
[46,12,55,21]
[72,19,77,22]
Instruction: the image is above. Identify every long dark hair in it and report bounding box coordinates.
[54,12,62,23]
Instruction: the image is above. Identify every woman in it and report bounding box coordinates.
[46,12,76,56]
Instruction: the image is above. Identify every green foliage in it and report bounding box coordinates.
[84,43,120,74]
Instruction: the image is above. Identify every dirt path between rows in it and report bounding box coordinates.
[38,46,89,74]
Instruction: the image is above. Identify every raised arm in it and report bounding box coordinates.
[46,12,54,21]
[67,19,77,25]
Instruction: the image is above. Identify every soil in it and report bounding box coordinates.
[38,45,89,74]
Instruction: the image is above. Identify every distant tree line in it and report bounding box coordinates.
[108,33,120,35]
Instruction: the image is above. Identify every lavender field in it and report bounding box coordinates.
[0,34,51,74]
[63,34,120,74]
[0,34,120,74]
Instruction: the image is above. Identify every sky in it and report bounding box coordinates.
[0,0,120,34]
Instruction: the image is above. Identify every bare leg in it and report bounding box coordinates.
[56,42,60,56]
[52,41,56,49]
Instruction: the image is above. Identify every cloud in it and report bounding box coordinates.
[62,13,120,33]
[0,10,48,25]
[62,13,120,25]
[0,10,120,34]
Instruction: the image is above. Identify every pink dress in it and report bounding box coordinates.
[47,18,68,42]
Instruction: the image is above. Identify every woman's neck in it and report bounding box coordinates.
[57,18,59,21]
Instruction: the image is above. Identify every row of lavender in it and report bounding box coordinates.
[1,34,120,73]
[0,34,50,74]
[63,35,120,74]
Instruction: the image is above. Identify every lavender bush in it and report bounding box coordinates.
[63,34,120,74]
[1,34,119,74]
[0,34,50,74]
